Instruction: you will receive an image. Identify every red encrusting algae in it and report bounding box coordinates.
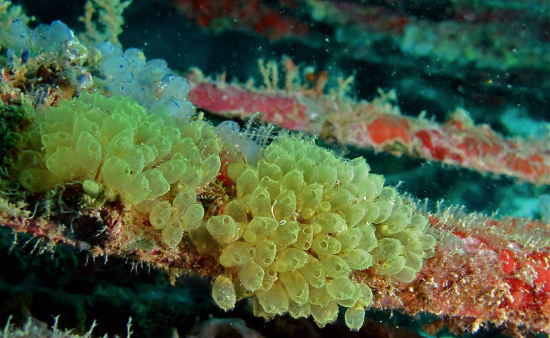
[187,78,550,186]
[377,208,550,335]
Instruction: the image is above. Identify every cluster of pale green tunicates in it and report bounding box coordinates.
[200,136,437,331]
[15,92,221,248]
[13,91,437,330]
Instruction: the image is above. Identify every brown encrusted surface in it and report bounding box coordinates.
[1,191,549,336]
[96,205,224,280]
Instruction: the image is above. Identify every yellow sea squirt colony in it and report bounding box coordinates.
[13,93,437,331]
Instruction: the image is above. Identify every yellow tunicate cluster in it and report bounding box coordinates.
[13,93,438,331]
[14,92,220,248]
[192,136,436,331]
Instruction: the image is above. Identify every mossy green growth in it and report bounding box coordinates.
[0,102,34,164]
